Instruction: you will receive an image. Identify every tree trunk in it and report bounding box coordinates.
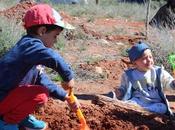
[96,0,99,5]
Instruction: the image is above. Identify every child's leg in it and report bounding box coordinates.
[19,115,47,130]
[127,98,167,114]
[0,85,49,124]
[0,119,18,130]
[143,103,167,114]
[126,97,144,106]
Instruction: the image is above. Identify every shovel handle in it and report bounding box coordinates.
[69,89,87,125]
[77,108,87,125]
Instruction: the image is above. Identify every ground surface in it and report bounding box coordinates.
[0,1,175,130]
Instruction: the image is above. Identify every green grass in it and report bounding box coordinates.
[85,55,104,64]
[54,32,66,51]
[0,16,24,57]
[50,1,163,22]
[0,0,17,10]
[147,28,175,73]
[0,0,171,72]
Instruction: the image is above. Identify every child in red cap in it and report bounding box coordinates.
[106,42,175,117]
[0,4,77,130]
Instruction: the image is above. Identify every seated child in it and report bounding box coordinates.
[109,41,175,116]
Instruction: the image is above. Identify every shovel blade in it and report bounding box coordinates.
[80,124,90,130]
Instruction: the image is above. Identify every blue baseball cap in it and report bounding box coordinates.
[128,41,150,62]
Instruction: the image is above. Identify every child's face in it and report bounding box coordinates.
[40,27,63,48]
[133,49,154,72]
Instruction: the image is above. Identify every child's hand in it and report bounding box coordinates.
[172,80,175,88]
[61,79,74,90]
[114,89,122,98]
[65,94,80,112]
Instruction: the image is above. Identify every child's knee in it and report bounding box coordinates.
[34,85,49,95]
[34,86,49,104]
[145,103,167,114]
[36,93,48,104]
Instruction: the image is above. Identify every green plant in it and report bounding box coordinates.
[0,16,24,57]
[87,16,95,23]
[51,75,63,82]
[54,33,66,51]
[148,28,175,74]
[85,55,103,64]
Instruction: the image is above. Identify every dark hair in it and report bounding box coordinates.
[167,0,175,7]
[26,24,63,35]
[167,0,171,6]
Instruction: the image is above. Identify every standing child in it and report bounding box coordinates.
[109,42,175,116]
[0,4,78,130]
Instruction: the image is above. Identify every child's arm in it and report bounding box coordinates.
[22,40,74,82]
[114,72,129,100]
[171,80,175,89]
[61,79,74,90]
[35,67,69,101]
[161,69,175,90]
[114,89,123,100]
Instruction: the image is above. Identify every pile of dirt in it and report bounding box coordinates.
[0,1,145,43]
[80,19,146,43]
[35,97,175,130]
[78,60,124,80]
[0,1,35,23]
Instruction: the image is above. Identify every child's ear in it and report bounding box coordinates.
[132,61,136,65]
[37,26,47,36]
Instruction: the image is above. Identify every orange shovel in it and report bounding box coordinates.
[69,89,90,130]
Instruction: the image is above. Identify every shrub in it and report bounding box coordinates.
[148,28,175,74]
[0,16,24,57]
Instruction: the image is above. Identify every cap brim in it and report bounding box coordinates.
[52,8,75,30]
[55,21,75,30]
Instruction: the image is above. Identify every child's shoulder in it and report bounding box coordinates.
[22,35,41,42]
[153,65,167,75]
[123,68,136,81]
[153,65,162,70]
[124,67,136,73]
[124,66,162,78]
[19,35,42,46]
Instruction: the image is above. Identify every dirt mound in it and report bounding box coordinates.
[80,19,146,43]
[35,97,175,130]
[0,1,35,23]
[78,59,124,80]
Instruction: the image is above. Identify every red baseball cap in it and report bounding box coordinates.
[23,4,74,29]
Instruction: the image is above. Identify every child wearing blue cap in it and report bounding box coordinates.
[109,41,175,116]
